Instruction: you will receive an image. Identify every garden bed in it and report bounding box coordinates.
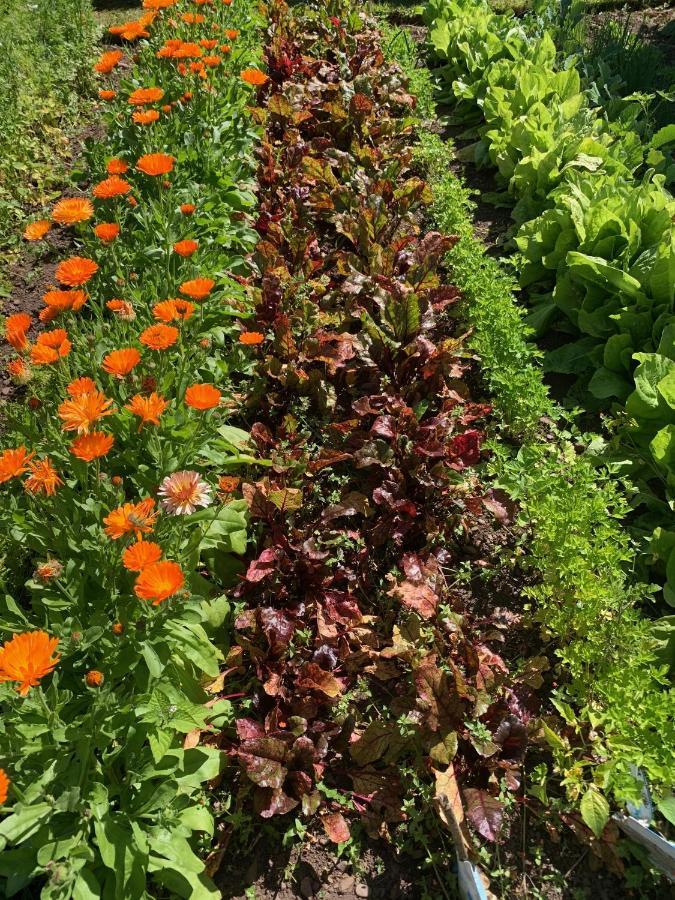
[0,1,672,898]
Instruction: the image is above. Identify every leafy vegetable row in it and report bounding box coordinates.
[425,0,675,610]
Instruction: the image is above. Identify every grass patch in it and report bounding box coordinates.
[0,0,98,294]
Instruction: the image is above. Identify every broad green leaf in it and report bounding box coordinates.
[580,787,609,838]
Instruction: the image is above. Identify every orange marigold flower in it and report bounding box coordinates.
[107,158,129,175]
[104,497,157,539]
[179,277,214,300]
[180,203,196,215]
[153,299,195,322]
[173,239,199,257]
[225,28,239,39]
[35,559,64,581]
[203,55,221,67]
[134,560,185,604]
[128,86,164,105]
[7,358,30,383]
[240,68,269,86]
[5,312,32,351]
[143,0,175,8]
[24,458,63,496]
[122,539,162,571]
[136,153,175,177]
[220,44,231,53]
[94,49,123,73]
[95,222,121,242]
[23,220,51,241]
[107,298,135,320]
[99,89,117,101]
[132,109,160,125]
[140,324,178,350]
[31,329,71,365]
[52,197,94,226]
[0,447,33,483]
[85,670,104,687]
[58,390,115,434]
[218,475,240,494]
[70,431,115,462]
[42,289,87,317]
[125,392,167,428]
[239,331,264,345]
[112,622,124,635]
[184,382,221,410]
[0,630,60,696]
[181,12,205,23]
[55,257,98,287]
[120,21,150,41]
[102,348,141,377]
[67,376,97,397]
[93,176,132,199]
[0,769,8,805]
[200,38,218,49]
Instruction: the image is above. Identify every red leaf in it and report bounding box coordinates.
[464,788,504,842]
[322,811,351,843]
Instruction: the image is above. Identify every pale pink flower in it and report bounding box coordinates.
[158,470,212,516]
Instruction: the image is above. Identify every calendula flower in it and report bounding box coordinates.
[218,475,240,495]
[220,44,231,53]
[107,298,136,320]
[179,277,214,300]
[200,38,218,50]
[159,470,212,515]
[203,55,221,67]
[31,329,72,365]
[128,86,164,105]
[112,622,124,635]
[95,223,120,242]
[58,390,115,434]
[99,89,117,101]
[70,431,115,462]
[24,458,63,496]
[5,313,32,351]
[94,49,124,73]
[239,331,264,345]
[173,42,203,59]
[132,109,160,125]
[125,392,167,428]
[0,447,33,483]
[85,670,104,687]
[153,299,195,322]
[184,383,221,410]
[140,324,178,350]
[93,176,132,199]
[107,158,128,175]
[241,68,268,86]
[136,153,175,176]
[0,630,60,696]
[104,497,157,539]
[225,28,239,39]
[119,20,150,41]
[173,239,198,257]
[102,348,141,377]
[143,0,175,9]
[52,198,94,225]
[0,769,8,805]
[122,540,162,571]
[41,290,87,323]
[7,358,31,384]
[55,257,98,287]
[181,12,204,23]
[23,220,51,241]
[67,376,97,397]
[180,203,196,215]
[134,560,185,604]
[34,559,64,581]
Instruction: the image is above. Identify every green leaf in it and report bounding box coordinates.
[580,787,609,838]
[656,794,675,826]
[73,869,102,900]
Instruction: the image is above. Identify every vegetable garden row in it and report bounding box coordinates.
[0,0,672,897]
